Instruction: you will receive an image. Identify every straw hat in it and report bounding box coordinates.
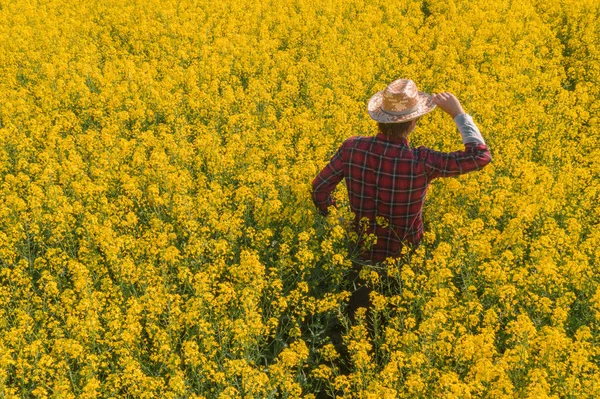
[368,79,436,123]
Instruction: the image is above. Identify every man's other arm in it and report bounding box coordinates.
[311,144,345,216]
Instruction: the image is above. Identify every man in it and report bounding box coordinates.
[311,78,491,325]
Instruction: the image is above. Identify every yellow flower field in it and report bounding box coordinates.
[1,0,599,397]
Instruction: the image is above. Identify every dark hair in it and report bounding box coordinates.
[377,117,420,139]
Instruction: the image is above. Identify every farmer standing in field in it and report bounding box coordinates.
[311,78,492,327]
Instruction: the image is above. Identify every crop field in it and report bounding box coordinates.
[1,0,600,397]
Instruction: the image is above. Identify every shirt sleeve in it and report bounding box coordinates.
[311,144,345,216]
[454,113,486,145]
[423,114,492,180]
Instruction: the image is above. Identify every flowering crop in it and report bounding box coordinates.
[1,0,599,398]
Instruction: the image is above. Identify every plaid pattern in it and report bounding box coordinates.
[311,132,492,263]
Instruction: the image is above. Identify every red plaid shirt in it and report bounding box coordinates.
[311,132,492,263]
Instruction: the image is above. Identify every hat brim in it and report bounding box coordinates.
[368,91,436,123]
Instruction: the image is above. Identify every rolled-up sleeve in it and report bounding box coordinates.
[454,113,486,145]
[311,145,345,216]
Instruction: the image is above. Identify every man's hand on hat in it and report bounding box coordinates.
[432,92,465,119]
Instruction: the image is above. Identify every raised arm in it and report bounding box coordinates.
[424,92,492,179]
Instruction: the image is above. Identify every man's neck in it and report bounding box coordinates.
[376,132,409,145]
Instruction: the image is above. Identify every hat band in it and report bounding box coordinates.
[381,106,418,116]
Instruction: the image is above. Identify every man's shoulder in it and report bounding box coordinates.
[408,145,440,163]
[413,145,436,154]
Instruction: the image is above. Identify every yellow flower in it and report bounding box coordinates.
[2,0,600,397]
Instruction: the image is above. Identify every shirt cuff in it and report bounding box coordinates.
[454,113,486,145]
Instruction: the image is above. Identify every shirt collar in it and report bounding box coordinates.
[376,132,409,146]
